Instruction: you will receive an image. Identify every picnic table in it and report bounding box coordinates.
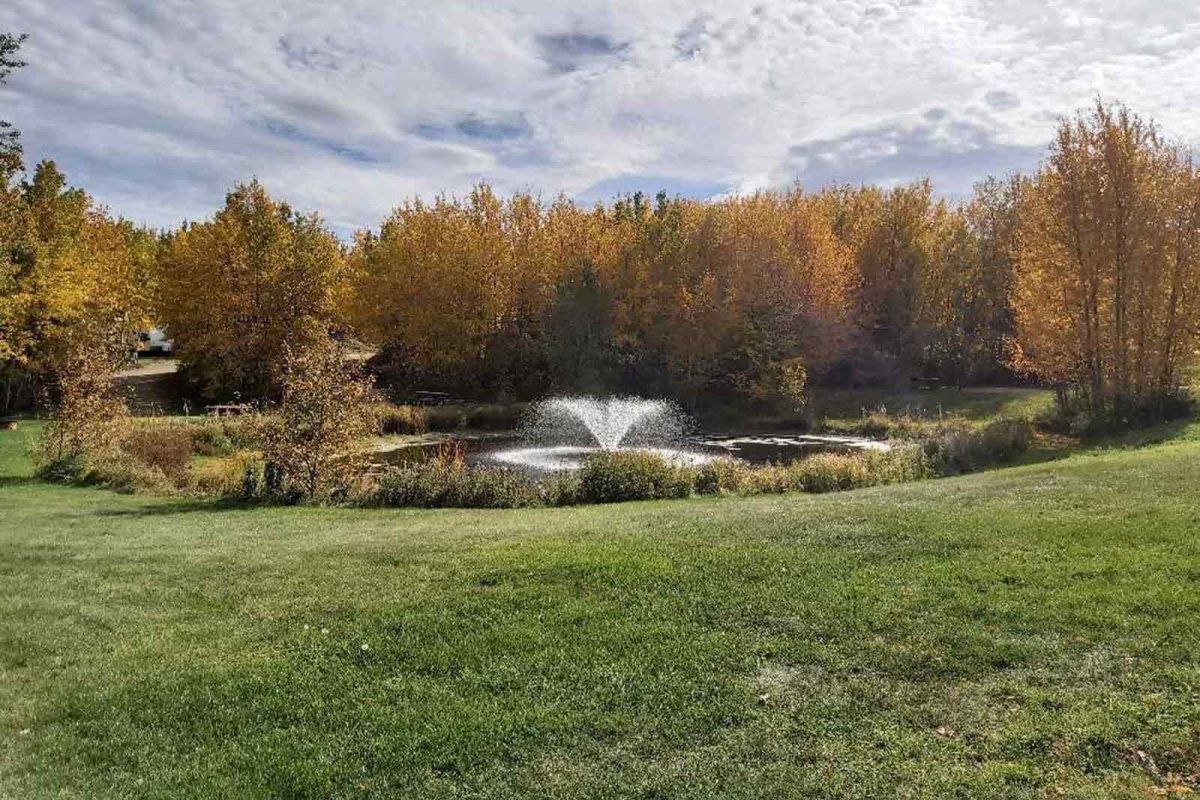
[205,403,253,417]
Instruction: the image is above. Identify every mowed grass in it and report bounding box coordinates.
[809,385,1056,426]
[2,423,1199,798]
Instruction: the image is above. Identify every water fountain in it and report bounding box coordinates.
[489,396,714,472]
[374,395,889,473]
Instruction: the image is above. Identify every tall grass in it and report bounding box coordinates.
[366,444,541,508]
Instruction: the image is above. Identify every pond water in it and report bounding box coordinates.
[373,432,889,474]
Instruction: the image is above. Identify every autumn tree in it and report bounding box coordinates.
[38,323,129,475]
[822,180,1020,386]
[1014,102,1200,422]
[1,162,152,413]
[158,181,346,401]
[258,330,379,500]
[959,176,1023,382]
[349,185,594,399]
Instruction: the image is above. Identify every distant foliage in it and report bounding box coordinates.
[342,179,1033,407]
[349,186,862,405]
[157,181,346,401]
[1014,102,1200,426]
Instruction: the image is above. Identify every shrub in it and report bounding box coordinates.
[1036,390,1196,437]
[837,407,939,440]
[189,417,258,456]
[425,403,528,432]
[376,403,528,435]
[368,446,539,508]
[789,453,872,493]
[35,452,86,483]
[259,333,380,500]
[693,458,755,495]
[38,338,128,474]
[189,451,260,497]
[922,417,1032,475]
[378,404,427,435]
[122,424,193,484]
[77,451,177,495]
[690,446,932,497]
[574,450,694,504]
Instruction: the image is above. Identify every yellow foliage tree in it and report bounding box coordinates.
[158,181,346,401]
[258,330,379,499]
[1014,102,1200,420]
[1,161,152,413]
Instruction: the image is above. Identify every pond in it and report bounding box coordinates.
[373,432,889,474]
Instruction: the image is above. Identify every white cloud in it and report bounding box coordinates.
[2,0,1198,235]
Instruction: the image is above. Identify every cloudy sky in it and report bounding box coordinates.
[2,1,1198,236]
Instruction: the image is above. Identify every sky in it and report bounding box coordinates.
[2,0,1199,237]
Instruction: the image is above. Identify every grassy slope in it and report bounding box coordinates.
[809,385,1056,425]
[1,423,1198,799]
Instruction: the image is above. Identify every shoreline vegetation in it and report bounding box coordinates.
[30,408,1034,508]
[23,376,1196,510]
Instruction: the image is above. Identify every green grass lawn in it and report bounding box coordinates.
[809,385,1056,426]
[2,422,1199,798]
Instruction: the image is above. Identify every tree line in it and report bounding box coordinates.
[1,29,1197,428]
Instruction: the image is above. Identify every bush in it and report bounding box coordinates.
[35,452,86,483]
[1037,390,1196,437]
[190,417,259,456]
[713,449,928,496]
[835,407,940,440]
[693,458,755,495]
[189,451,261,497]
[574,450,694,504]
[259,333,380,500]
[123,424,193,484]
[922,417,1032,475]
[368,446,539,508]
[66,451,178,495]
[378,404,427,435]
[39,338,128,473]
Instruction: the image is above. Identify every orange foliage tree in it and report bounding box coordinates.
[348,185,862,407]
[1014,102,1200,420]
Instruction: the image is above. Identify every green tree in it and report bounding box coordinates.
[0,32,26,181]
[547,262,618,393]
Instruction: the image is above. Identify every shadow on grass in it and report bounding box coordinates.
[1077,416,1199,450]
[93,496,266,518]
[0,476,39,489]
[1014,415,1199,468]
